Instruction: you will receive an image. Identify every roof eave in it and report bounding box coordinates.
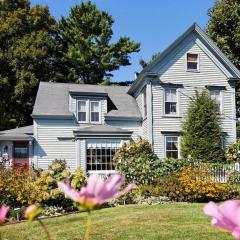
[128,72,158,95]
[31,114,74,119]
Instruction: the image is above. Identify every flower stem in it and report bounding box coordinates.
[84,211,92,240]
[38,219,51,240]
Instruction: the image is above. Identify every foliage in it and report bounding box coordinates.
[154,175,185,202]
[139,52,160,69]
[225,140,240,162]
[207,0,240,117]
[71,167,86,190]
[0,170,40,207]
[0,0,75,130]
[178,165,226,202]
[113,139,157,185]
[154,158,189,177]
[42,206,65,217]
[59,1,140,84]
[181,90,224,162]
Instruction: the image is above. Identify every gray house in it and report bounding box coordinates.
[0,23,240,173]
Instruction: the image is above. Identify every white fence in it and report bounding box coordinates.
[211,163,240,183]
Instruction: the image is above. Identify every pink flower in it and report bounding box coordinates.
[58,174,135,210]
[0,206,9,224]
[25,204,42,221]
[204,200,240,239]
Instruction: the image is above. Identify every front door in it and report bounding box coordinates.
[13,142,29,170]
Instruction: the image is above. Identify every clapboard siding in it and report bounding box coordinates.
[150,34,236,158]
[105,120,142,141]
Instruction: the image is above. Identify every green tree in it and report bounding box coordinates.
[139,52,160,69]
[0,0,74,130]
[207,0,240,116]
[59,1,140,84]
[181,90,223,162]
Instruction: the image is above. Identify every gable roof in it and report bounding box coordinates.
[32,82,141,120]
[128,23,240,94]
[0,125,33,141]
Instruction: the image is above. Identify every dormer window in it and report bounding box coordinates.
[187,53,199,71]
[78,100,87,122]
[90,101,100,122]
[77,99,101,123]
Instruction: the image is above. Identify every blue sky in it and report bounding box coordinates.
[31,0,214,82]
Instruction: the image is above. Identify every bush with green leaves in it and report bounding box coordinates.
[225,140,240,162]
[113,139,157,185]
[154,158,189,177]
[181,90,224,162]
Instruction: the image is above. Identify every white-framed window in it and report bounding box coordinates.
[187,53,199,71]
[164,88,177,115]
[77,99,101,123]
[86,141,120,171]
[90,101,100,122]
[142,87,147,117]
[165,136,180,159]
[210,90,222,113]
[77,100,87,122]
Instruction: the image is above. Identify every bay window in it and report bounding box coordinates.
[86,141,120,171]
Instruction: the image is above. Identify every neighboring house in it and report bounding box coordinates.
[0,23,240,174]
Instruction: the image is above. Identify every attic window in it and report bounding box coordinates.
[187,53,199,71]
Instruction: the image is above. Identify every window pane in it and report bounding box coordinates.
[165,89,176,102]
[78,112,86,122]
[187,53,198,62]
[91,112,99,122]
[78,101,86,111]
[165,102,176,114]
[187,62,198,70]
[91,102,99,112]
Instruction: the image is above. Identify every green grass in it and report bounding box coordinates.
[0,203,232,240]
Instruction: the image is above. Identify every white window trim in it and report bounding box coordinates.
[90,100,101,123]
[77,99,88,123]
[164,135,181,159]
[142,86,147,118]
[186,52,200,72]
[77,99,101,124]
[163,88,180,117]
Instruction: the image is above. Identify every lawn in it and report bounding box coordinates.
[1,203,232,240]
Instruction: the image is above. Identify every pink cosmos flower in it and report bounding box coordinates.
[25,204,42,221]
[204,200,240,239]
[0,206,9,224]
[58,174,135,210]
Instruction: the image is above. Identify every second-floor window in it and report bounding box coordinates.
[78,100,87,122]
[187,53,199,71]
[210,90,221,113]
[77,99,100,123]
[165,88,177,115]
[90,101,100,122]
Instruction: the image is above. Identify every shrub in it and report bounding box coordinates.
[225,140,240,162]
[154,158,189,177]
[71,167,86,190]
[113,139,157,185]
[0,169,40,207]
[178,164,226,202]
[154,175,185,202]
[181,90,224,162]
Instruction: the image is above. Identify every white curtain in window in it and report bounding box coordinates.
[91,102,99,112]
[165,89,176,102]
[78,101,86,111]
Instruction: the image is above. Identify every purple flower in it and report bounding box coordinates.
[204,200,240,239]
[58,174,135,210]
[0,206,9,224]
